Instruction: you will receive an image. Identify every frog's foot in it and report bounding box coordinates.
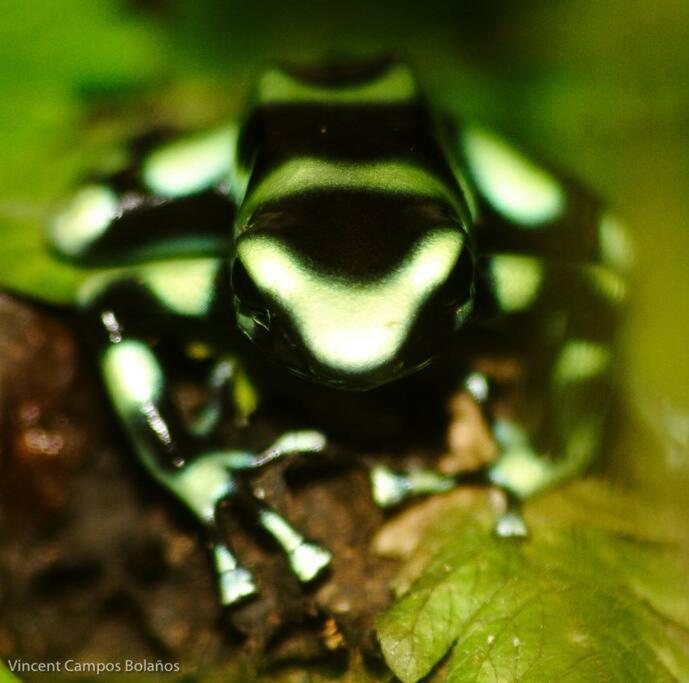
[166,430,330,604]
[213,502,331,604]
[370,448,529,538]
[241,430,333,581]
[370,465,457,507]
[246,433,332,582]
[370,463,531,537]
[493,503,529,539]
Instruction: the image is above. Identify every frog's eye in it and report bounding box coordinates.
[435,241,475,316]
[231,259,271,339]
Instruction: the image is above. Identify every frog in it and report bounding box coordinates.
[46,56,631,607]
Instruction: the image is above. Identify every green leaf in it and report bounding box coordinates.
[0,660,21,683]
[376,483,689,682]
[0,0,168,303]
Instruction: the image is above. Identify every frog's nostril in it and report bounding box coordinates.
[272,328,308,367]
[235,300,271,341]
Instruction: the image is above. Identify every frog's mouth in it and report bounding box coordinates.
[320,358,436,392]
[276,349,434,392]
[254,303,457,392]
[274,358,433,393]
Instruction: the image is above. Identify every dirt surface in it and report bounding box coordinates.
[0,294,413,675]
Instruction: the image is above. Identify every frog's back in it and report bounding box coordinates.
[246,58,450,170]
[239,57,466,215]
[236,57,472,277]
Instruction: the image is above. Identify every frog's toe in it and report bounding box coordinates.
[214,545,257,605]
[288,542,332,582]
[218,566,257,605]
[493,507,529,539]
[370,465,457,507]
[253,429,328,467]
[370,465,409,507]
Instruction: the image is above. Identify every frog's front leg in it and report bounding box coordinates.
[159,432,331,599]
[82,260,331,605]
[369,372,508,522]
[371,125,630,530]
[48,125,241,266]
[371,255,625,535]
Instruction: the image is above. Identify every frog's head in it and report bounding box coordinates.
[231,194,474,390]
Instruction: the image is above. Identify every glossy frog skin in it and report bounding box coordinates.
[48,57,630,606]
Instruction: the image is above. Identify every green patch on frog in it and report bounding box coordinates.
[376,482,689,682]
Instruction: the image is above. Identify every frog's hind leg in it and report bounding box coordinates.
[48,125,240,266]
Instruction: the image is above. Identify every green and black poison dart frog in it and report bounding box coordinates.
[47,57,631,606]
